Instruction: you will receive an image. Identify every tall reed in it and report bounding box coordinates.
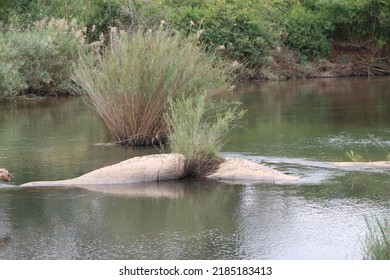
[363,215,390,260]
[73,29,230,145]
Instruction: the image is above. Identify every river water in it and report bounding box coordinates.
[1,77,390,259]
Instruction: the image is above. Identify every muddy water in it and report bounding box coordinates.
[1,77,390,259]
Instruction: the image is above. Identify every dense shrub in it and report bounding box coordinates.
[0,19,82,100]
[0,46,25,100]
[167,0,282,67]
[320,0,390,46]
[0,0,130,42]
[292,0,390,49]
[165,95,244,177]
[283,3,333,61]
[123,0,173,30]
[72,29,231,145]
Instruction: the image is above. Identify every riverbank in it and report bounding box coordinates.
[256,43,390,81]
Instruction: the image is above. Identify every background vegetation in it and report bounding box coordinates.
[0,18,82,99]
[2,0,390,100]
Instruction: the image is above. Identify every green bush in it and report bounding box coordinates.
[321,0,390,46]
[168,0,282,67]
[283,3,333,61]
[0,0,131,43]
[165,95,244,177]
[293,0,390,48]
[72,29,230,145]
[0,19,82,100]
[0,47,25,100]
[123,0,174,30]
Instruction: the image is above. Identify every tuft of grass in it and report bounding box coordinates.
[363,215,390,260]
[346,150,364,162]
[165,94,245,178]
[346,134,390,162]
[73,29,230,145]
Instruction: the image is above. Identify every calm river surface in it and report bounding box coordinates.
[1,77,390,259]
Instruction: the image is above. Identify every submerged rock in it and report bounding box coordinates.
[0,168,13,182]
[207,158,299,183]
[331,161,390,168]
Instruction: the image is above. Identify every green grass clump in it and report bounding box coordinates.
[363,215,390,260]
[165,95,244,178]
[73,29,230,145]
[346,150,365,162]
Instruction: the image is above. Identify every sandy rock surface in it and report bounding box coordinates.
[20,153,186,187]
[207,158,299,183]
[332,161,390,168]
[20,154,299,188]
[16,154,390,190]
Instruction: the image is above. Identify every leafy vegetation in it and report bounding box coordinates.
[168,0,283,68]
[0,18,83,99]
[2,0,390,100]
[320,0,390,46]
[165,95,244,177]
[0,0,128,32]
[283,2,333,61]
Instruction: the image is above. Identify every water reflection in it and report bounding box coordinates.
[0,181,244,259]
[0,97,158,185]
[1,77,390,259]
[1,177,388,259]
[79,181,186,198]
[228,77,390,161]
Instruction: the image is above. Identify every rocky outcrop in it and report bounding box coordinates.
[0,168,12,182]
[207,158,299,183]
[20,154,298,188]
[16,154,390,190]
[20,153,186,187]
[331,161,390,168]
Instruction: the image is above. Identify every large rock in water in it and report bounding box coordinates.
[207,158,299,183]
[20,154,299,188]
[20,154,186,187]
